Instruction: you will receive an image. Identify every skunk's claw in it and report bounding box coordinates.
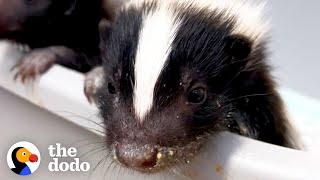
[12,48,56,83]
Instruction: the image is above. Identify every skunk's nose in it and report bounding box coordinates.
[115,144,158,169]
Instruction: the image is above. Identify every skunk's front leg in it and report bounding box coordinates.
[12,46,78,83]
[84,66,104,104]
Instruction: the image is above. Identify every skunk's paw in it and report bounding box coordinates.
[12,48,57,83]
[84,66,104,104]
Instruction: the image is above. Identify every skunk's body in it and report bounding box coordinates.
[97,0,300,173]
[0,0,103,79]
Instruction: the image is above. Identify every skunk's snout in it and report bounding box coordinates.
[115,143,158,170]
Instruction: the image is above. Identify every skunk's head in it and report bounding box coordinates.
[98,0,296,173]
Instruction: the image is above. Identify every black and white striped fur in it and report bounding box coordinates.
[95,0,300,173]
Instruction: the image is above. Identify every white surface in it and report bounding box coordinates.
[0,42,103,135]
[1,40,320,180]
[0,87,103,180]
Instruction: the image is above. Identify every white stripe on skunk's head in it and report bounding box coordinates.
[98,0,296,173]
[133,4,181,120]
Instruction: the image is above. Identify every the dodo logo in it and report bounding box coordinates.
[7,141,41,176]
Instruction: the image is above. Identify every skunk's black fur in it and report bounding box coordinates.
[0,0,103,72]
[97,0,299,173]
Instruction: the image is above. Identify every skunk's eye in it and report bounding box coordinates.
[188,87,207,104]
[108,82,116,94]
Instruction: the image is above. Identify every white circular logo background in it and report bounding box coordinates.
[7,141,41,175]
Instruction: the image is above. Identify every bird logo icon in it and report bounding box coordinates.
[7,141,41,176]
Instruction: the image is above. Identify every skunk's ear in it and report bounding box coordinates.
[225,35,252,59]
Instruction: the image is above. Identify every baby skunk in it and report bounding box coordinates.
[94,0,300,173]
[0,0,103,82]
